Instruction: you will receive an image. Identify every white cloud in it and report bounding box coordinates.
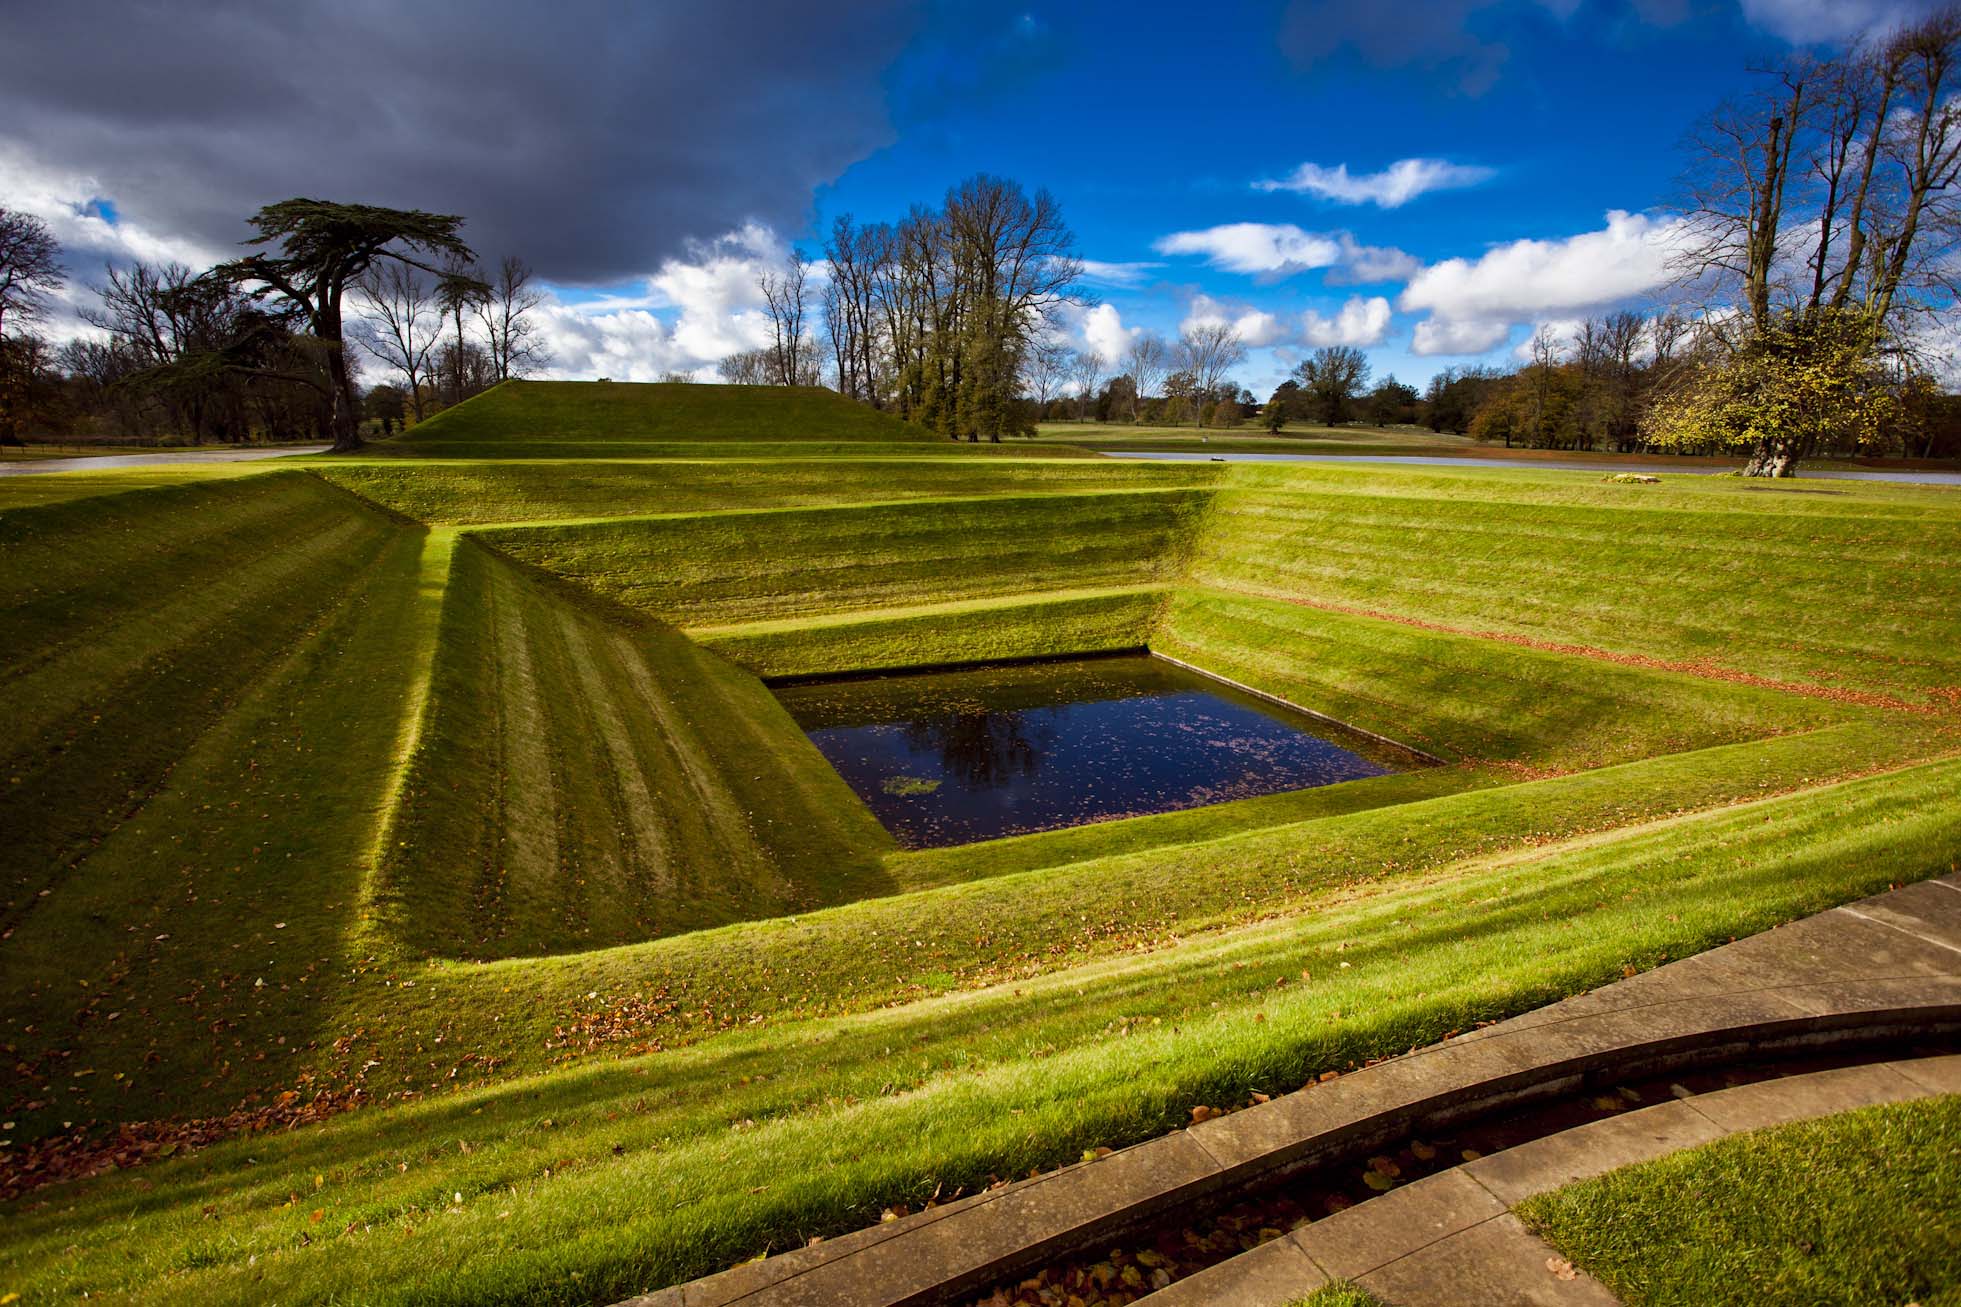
[0,149,227,270]
[1155,223,1343,277]
[530,223,788,381]
[1327,234,1423,285]
[1411,317,1510,356]
[1510,318,1586,361]
[1902,311,1961,387]
[0,145,230,342]
[1079,303,1137,362]
[1078,259,1164,287]
[1400,210,1682,320]
[1155,223,1421,285]
[1181,294,1291,347]
[1399,209,1685,355]
[1740,0,1941,44]
[1255,157,1494,207]
[1301,295,1394,348]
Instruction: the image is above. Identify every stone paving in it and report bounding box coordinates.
[1154,1053,1959,1305]
[622,875,1961,1307]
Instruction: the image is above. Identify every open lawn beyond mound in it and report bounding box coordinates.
[1,419,1956,1306]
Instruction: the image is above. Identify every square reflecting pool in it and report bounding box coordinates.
[773,654,1411,848]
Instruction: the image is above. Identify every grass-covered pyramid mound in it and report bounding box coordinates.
[379,379,941,456]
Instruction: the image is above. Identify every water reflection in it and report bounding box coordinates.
[775,655,1408,849]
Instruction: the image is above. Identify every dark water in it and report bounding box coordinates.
[774,655,1406,849]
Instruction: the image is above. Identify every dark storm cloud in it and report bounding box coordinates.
[1278,0,1697,95]
[0,0,923,283]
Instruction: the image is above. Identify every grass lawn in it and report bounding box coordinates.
[1032,419,1757,465]
[1,380,1956,1304]
[1521,1096,1961,1306]
[1036,419,1485,455]
[1290,1287,1385,1307]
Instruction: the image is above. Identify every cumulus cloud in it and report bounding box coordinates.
[1326,234,1424,285]
[1156,224,1343,277]
[1399,209,1685,354]
[1256,158,1494,207]
[1079,303,1139,362]
[1740,0,1944,44]
[528,225,786,380]
[1301,296,1394,348]
[1510,318,1586,361]
[1411,317,1511,356]
[1181,295,1291,347]
[0,0,919,285]
[1155,223,1420,285]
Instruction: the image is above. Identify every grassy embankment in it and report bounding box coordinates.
[1522,1096,1961,1306]
[360,379,1094,460]
[1,380,1957,1304]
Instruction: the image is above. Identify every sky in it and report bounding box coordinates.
[0,0,1946,394]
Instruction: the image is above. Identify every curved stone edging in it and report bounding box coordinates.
[1151,1052,1960,1306]
[619,876,1961,1307]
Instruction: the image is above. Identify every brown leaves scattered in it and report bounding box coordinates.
[0,1085,367,1200]
[545,988,678,1058]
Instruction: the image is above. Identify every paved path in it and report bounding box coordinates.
[0,445,328,476]
[1110,450,1961,485]
[1156,1054,1958,1305]
[624,873,1961,1307]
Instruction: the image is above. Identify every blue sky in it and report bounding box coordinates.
[545,0,1912,390]
[4,0,1939,389]
[774,0,1836,391]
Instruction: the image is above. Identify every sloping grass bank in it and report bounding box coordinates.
[1193,464,1961,703]
[382,380,936,448]
[371,541,890,960]
[3,757,1954,1305]
[477,489,1212,625]
[313,458,1212,525]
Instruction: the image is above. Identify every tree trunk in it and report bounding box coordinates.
[1742,436,1799,477]
[324,337,364,453]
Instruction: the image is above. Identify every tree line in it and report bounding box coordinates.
[0,200,548,450]
[723,174,1087,441]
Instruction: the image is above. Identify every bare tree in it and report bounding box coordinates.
[1123,333,1167,423]
[1649,309,1690,365]
[822,215,886,404]
[473,255,549,383]
[1176,323,1247,428]
[1526,325,1561,448]
[1067,348,1105,421]
[353,261,440,420]
[0,208,62,338]
[434,253,487,404]
[942,175,1085,438]
[1676,10,1961,334]
[718,347,773,385]
[85,260,257,440]
[1022,336,1069,410]
[759,248,817,385]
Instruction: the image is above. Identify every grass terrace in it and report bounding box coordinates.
[1522,1096,1961,1305]
[1,379,1957,1305]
